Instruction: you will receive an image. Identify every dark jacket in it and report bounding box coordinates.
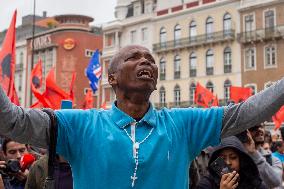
[196,136,268,189]
[24,155,73,189]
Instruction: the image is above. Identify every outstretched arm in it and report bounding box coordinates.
[0,86,50,148]
[221,78,284,138]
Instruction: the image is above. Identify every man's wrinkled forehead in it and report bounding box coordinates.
[119,46,150,59]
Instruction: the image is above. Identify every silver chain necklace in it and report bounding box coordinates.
[123,123,154,187]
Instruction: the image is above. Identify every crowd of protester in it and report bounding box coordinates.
[0,124,283,189]
[0,138,73,189]
[190,124,284,189]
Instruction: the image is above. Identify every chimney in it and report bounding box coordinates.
[43,11,47,18]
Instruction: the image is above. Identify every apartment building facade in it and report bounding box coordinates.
[152,0,242,108]
[238,0,284,94]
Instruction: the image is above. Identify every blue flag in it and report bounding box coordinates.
[86,49,101,93]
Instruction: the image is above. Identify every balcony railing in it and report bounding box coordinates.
[206,67,214,75]
[160,73,165,80]
[174,71,180,79]
[224,64,232,73]
[153,29,235,52]
[238,25,284,43]
[154,101,197,109]
[190,69,196,77]
[154,99,231,109]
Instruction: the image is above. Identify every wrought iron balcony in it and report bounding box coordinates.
[160,73,166,80]
[155,101,195,109]
[153,29,235,53]
[206,67,214,75]
[174,71,180,79]
[190,69,196,77]
[224,64,232,73]
[237,25,284,43]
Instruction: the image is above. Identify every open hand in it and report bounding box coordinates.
[243,130,256,154]
[220,171,239,189]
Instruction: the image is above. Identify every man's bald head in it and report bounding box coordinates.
[108,45,150,75]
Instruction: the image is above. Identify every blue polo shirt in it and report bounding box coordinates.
[55,103,223,189]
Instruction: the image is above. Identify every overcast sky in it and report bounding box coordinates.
[0,0,117,31]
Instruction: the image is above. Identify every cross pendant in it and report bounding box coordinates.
[131,174,138,187]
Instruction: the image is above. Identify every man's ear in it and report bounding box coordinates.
[108,74,117,86]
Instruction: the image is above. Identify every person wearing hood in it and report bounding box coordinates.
[196,136,267,189]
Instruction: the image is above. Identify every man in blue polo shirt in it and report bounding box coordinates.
[1,45,284,189]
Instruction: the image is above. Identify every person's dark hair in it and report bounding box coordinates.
[2,138,28,155]
[264,130,272,144]
[271,141,283,153]
[237,151,263,189]
[213,147,262,189]
[279,127,284,140]
[2,138,12,154]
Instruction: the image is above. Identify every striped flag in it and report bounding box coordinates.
[86,49,101,93]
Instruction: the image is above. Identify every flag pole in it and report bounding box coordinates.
[30,0,36,105]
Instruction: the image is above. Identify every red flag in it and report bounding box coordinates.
[42,68,70,109]
[230,86,252,103]
[30,101,43,108]
[69,72,76,103]
[101,101,108,109]
[194,83,218,108]
[212,95,219,107]
[273,106,284,130]
[0,10,19,104]
[30,59,44,101]
[83,89,93,109]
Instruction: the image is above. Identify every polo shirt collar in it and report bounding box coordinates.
[108,101,156,129]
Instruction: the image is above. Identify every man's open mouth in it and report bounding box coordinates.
[137,69,153,79]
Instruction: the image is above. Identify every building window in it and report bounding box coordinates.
[189,52,197,77]
[224,79,231,103]
[18,74,22,92]
[141,27,148,42]
[244,14,254,32]
[19,52,24,65]
[265,45,276,67]
[206,17,214,39]
[189,83,196,105]
[159,86,166,106]
[206,81,214,93]
[103,60,110,78]
[174,55,181,79]
[105,33,115,47]
[206,49,214,75]
[224,47,232,73]
[174,24,181,46]
[160,27,167,47]
[160,58,166,80]
[44,50,53,79]
[174,85,181,106]
[130,30,136,44]
[264,10,275,29]
[223,13,232,36]
[189,20,197,42]
[245,48,255,70]
[85,49,95,57]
